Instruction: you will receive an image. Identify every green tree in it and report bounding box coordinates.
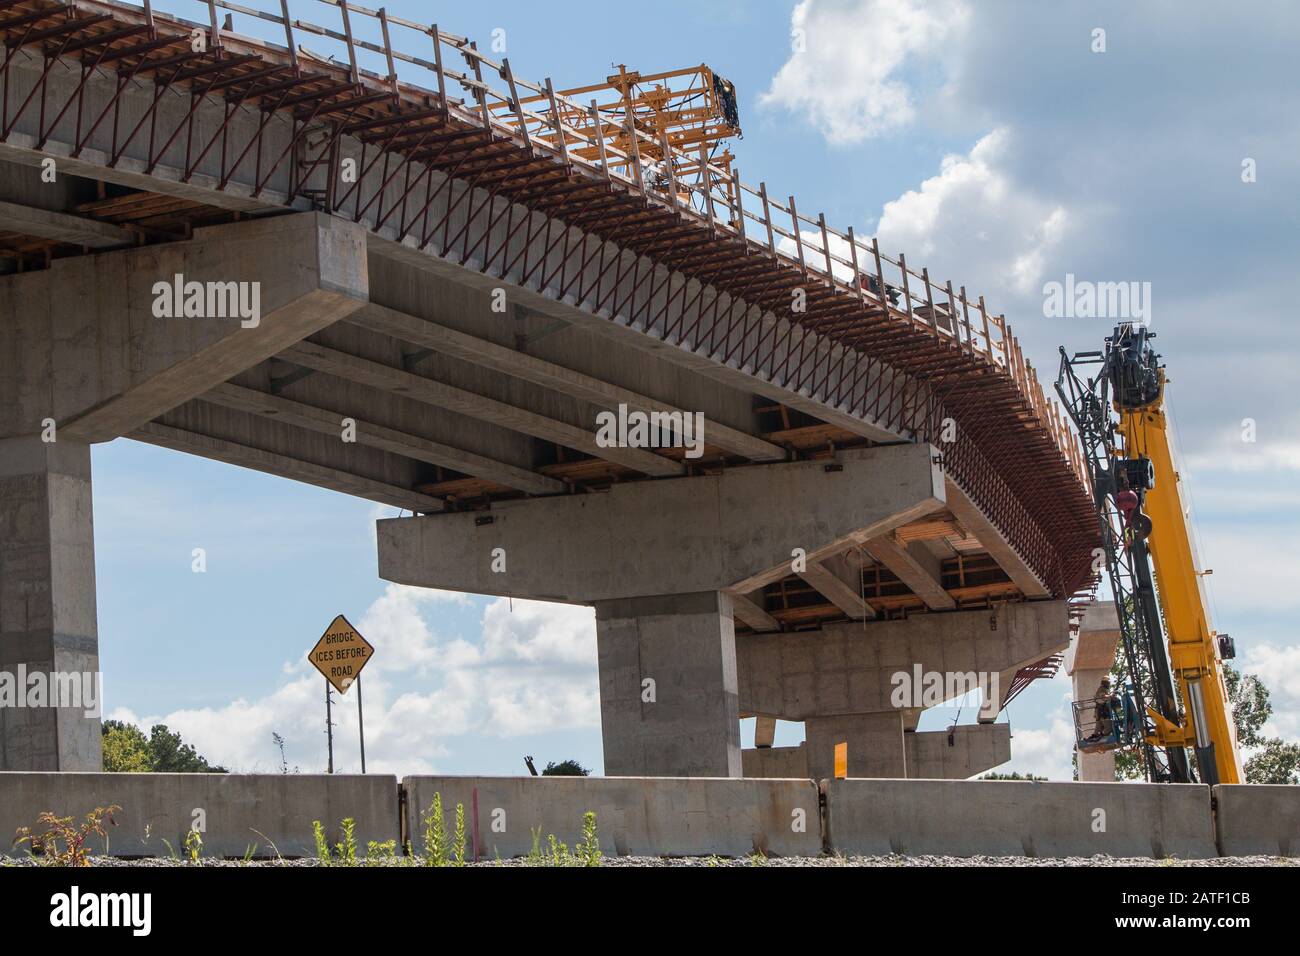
[101,721,151,773]
[1244,742,1300,784]
[541,759,590,776]
[1224,664,1300,784]
[146,724,226,772]
[101,720,226,773]
[979,771,1047,781]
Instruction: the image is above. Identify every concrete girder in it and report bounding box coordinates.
[0,213,368,444]
[377,443,946,604]
[862,533,957,611]
[201,383,565,496]
[348,303,785,462]
[944,477,1050,598]
[977,665,1024,723]
[132,422,444,514]
[754,716,777,749]
[0,199,134,249]
[277,340,684,479]
[797,552,875,620]
[726,589,780,633]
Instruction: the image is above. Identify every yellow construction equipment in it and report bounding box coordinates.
[1057,323,1242,784]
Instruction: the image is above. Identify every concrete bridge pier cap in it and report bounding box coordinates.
[377,441,1056,777]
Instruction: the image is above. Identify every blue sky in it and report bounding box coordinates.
[100,0,1300,778]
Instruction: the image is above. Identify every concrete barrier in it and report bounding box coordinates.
[823,778,1217,859]
[1214,785,1300,857]
[403,776,822,858]
[0,773,398,858]
[7,773,1289,860]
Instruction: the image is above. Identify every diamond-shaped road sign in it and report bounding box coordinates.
[308,614,374,694]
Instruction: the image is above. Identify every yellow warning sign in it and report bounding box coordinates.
[308,614,374,695]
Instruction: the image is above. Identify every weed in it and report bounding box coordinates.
[183,827,203,864]
[526,827,545,865]
[423,793,448,866]
[366,839,397,865]
[14,806,120,867]
[248,829,282,864]
[547,833,572,866]
[334,818,357,866]
[312,820,330,865]
[575,812,602,867]
[453,803,467,866]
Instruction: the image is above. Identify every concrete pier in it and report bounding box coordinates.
[595,592,742,777]
[0,439,100,770]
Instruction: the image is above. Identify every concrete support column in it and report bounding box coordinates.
[805,712,906,780]
[595,591,741,778]
[0,437,101,770]
[1071,666,1116,782]
[1067,602,1121,782]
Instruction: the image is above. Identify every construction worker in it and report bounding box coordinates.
[1093,677,1118,741]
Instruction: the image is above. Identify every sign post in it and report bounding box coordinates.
[325,680,334,774]
[356,675,366,774]
[308,614,375,774]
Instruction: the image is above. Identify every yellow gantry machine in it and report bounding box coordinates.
[1058,324,1242,784]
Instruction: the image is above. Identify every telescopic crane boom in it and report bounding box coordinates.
[1056,323,1242,784]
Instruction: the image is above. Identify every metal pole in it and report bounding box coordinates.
[325,678,334,774]
[357,675,367,774]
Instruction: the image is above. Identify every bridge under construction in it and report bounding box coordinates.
[0,0,1101,778]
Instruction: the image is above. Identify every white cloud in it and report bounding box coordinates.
[1001,710,1077,781]
[874,128,1069,297]
[358,583,470,675]
[1242,643,1300,710]
[1187,436,1300,474]
[112,588,599,775]
[761,0,969,144]
[1194,527,1300,614]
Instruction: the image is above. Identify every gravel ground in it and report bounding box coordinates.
[4,854,1294,867]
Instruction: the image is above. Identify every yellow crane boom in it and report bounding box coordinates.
[1119,372,1243,783]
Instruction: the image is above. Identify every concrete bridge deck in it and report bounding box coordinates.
[1,0,1099,775]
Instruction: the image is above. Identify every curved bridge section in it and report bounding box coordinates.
[0,1,1098,774]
